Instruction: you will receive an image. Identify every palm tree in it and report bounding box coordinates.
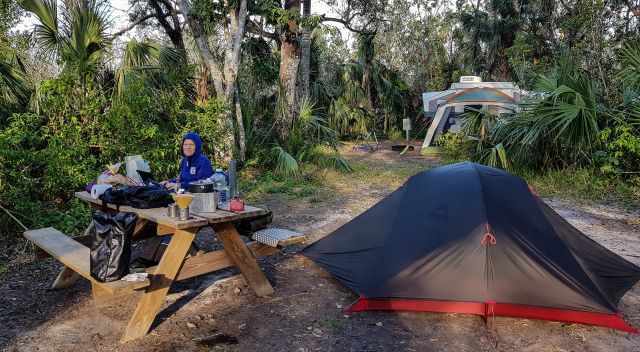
[618,41,640,92]
[114,39,189,100]
[19,0,110,86]
[273,99,352,177]
[491,56,600,168]
[0,45,30,116]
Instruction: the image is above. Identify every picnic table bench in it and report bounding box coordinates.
[24,191,305,342]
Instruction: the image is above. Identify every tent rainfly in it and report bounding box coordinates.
[303,162,640,332]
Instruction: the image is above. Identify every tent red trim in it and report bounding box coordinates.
[346,298,638,333]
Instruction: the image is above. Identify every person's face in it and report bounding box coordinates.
[183,139,196,157]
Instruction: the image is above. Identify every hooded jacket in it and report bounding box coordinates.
[172,132,214,188]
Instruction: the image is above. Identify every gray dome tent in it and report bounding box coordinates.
[303,162,640,332]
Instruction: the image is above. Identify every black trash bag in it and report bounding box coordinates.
[90,211,138,282]
[100,184,173,209]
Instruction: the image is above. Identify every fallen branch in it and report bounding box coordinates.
[0,203,28,231]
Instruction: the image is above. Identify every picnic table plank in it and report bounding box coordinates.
[213,223,274,297]
[24,228,150,294]
[75,191,270,229]
[193,205,269,224]
[149,242,280,282]
[74,191,208,230]
[121,228,197,342]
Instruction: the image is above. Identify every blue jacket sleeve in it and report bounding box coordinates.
[169,159,185,184]
[180,156,213,188]
[196,156,214,181]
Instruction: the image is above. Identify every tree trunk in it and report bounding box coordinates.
[234,84,246,161]
[299,0,311,101]
[223,0,248,102]
[277,0,302,141]
[178,0,224,97]
[179,0,249,162]
[222,0,248,161]
[358,33,376,113]
[195,64,209,104]
[471,0,482,74]
[149,0,185,51]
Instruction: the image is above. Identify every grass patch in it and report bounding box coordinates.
[519,168,640,208]
[439,156,640,207]
[329,160,431,191]
[239,166,325,202]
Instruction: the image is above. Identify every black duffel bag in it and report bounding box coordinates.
[100,184,173,209]
[90,211,138,282]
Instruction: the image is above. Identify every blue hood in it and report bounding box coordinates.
[182,132,203,159]
[173,131,214,188]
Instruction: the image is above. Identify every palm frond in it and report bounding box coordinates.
[617,41,640,91]
[114,39,188,99]
[272,145,300,177]
[0,54,30,106]
[19,0,61,56]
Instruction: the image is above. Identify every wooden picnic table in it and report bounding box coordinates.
[68,191,277,342]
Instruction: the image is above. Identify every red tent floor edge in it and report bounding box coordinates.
[346,297,638,333]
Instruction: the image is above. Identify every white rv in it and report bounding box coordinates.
[421,76,523,150]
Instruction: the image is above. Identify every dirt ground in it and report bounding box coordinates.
[1,142,640,352]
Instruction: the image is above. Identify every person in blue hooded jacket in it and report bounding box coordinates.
[162,132,214,190]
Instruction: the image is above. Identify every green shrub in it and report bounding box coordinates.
[596,122,640,174]
[437,132,472,162]
[387,128,403,141]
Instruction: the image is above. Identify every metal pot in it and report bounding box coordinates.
[188,180,215,193]
[190,192,218,213]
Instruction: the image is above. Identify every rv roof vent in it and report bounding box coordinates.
[459,76,482,83]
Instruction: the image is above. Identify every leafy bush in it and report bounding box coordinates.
[270,99,352,177]
[597,122,640,174]
[387,127,403,141]
[437,132,472,162]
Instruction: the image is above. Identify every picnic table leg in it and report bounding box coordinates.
[50,219,151,290]
[214,223,274,297]
[51,267,81,289]
[120,227,196,343]
[50,221,96,289]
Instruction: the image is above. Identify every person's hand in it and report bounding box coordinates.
[165,182,177,191]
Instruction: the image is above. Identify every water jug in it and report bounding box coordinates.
[212,169,229,204]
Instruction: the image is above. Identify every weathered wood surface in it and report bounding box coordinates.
[75,191,209,230]
[24,228,150,294]
[75,191,269,228]
[146,241,279,281]
[121,228,197,342]
[51,267,81,289]
[213,223,274,297]
[193,205,269,224]
[271,234,306,247]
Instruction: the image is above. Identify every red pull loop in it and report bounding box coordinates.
[481,224,497,246]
